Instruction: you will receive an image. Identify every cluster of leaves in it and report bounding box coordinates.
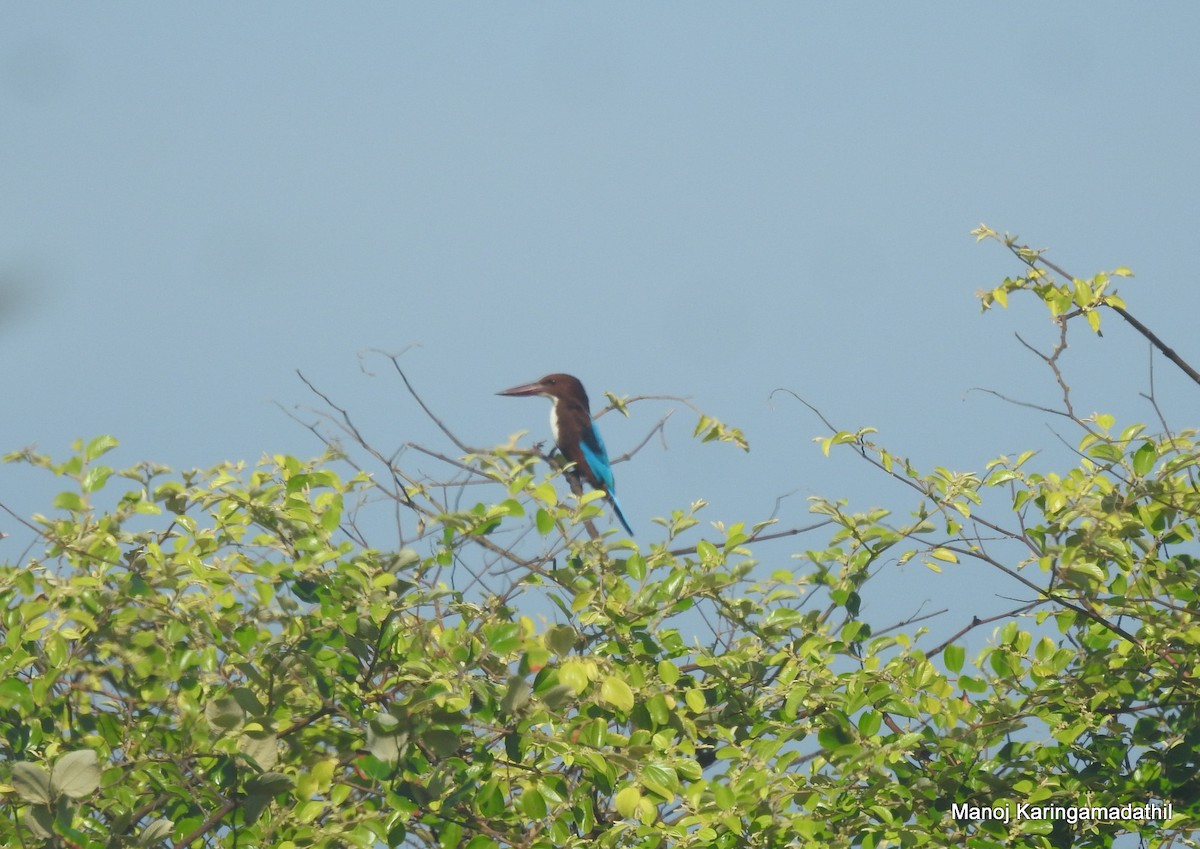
[807,414,1200,847]
[974,224,1132,333]
[2,233,1199,848]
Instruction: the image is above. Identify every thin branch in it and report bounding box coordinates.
[926,602,1041,658]
[666,519,833,557]
[293,369,418,510]
[939,542,1142,648]
[871,605,949,638]
[1031,255,1200,389]
[176,797,237,847]
[610,408,674,464]
[382,353,473,453]
[774,390,1150,649]
[964,386,1070,419]
[1110,303,1200,387]
[1010,326,1081,425]
[0,499,125,569]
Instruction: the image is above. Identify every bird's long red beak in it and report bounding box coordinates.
[497,381,543,397]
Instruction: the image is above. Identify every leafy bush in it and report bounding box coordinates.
[2,232,1197,847]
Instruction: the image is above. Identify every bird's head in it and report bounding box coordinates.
[497,373,588,405]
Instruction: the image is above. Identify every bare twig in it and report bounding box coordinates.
[872,604,949,638]
[610,409,674,464]
[382,353,474,453]
[926,602,1041,658]
[964,386,1070,419]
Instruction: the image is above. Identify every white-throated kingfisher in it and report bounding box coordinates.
[498,373,634,536]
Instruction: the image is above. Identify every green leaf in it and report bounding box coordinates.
[640,763,677,800]
[51,750,100,799]
[438,822,464,848]
[205,696,246,731]
[1072,277,1093,307]
[520,784,547,818]
[485,622,522,655]
[11,762,52,804]
[1064,561,1106,584]
[626,552,646,580]
[600,675,635,713]
[501,675,532,715]
[0,679,33,714]
[499,498,525,518]
[139,818,174,846]
[239,732,279,771]
[241,795,270,826]
[84,434,120,460]
[424,729,460,758]
[366,712,407,764]
[559,660,590,694]
[944,644,965,674]
[1133,442,1157,477]
[714,782,735,811]
[546,624,577,655]
[615,785,642,818]
[959,675,987,693]
[54,490,85,512]
[81,465,113,493]
[540,684,575,710]
[243,769,295,826]
[248,771,296,796]
[25,805,53,839]
[693,414,750,451]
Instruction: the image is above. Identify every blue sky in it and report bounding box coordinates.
[3,5,1199,645]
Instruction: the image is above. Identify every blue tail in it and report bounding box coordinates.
[578,421,633,536]
[609,491,634,536]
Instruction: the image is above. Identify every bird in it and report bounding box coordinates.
[497,373,634,536]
